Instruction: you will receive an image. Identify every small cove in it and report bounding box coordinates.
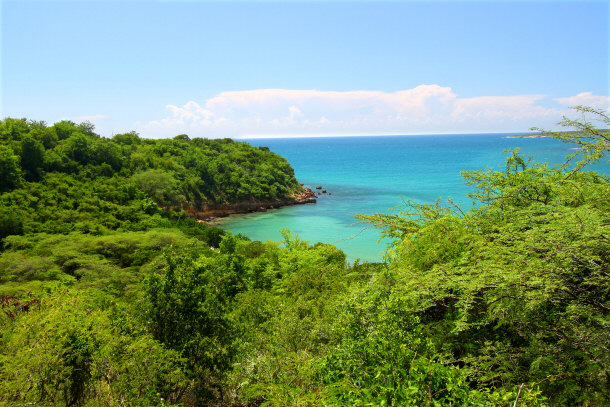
[218,134,610,262]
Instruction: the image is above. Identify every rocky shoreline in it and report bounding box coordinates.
[187,187,318,223]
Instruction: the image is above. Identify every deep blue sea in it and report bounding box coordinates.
[219,134,609,262]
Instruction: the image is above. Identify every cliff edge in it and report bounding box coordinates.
[186,187,317,222]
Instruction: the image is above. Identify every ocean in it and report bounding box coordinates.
[218,134,610,262]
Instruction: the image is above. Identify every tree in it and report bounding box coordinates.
[19,135,45,181]
[0,290,191,406]
[29,124,58,149]
[531,105,609,176]
[0,210,24,244]
[131,169,184,207]
[53,120,79,140]
[112,131,141,146]
[145,241,240,402]
[0,145,22,192]
[357,106,610,405]
[65,132,93,164]
[92,140,122,172]
[0,118,29,141]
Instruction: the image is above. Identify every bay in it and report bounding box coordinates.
[218,134,609,262]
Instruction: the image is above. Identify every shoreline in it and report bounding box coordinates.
[187,187,317,224]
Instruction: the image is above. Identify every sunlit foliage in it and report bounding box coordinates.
[1,108,608,406]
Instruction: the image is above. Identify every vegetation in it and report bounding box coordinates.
[0,118,301,242]
[0,107,608,406]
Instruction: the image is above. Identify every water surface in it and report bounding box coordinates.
[219,134,609,262]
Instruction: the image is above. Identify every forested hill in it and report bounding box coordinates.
[0,118,303,237]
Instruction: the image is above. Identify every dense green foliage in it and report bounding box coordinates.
[354,107,609,406]
[0,118,301,243]
[0,107,608,406]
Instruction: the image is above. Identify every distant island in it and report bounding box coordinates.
[505,133,552,138]
[506,129,609,139]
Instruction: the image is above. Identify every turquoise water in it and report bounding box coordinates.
[219,134,609,262]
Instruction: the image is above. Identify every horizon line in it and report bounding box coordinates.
[235,131,535,140]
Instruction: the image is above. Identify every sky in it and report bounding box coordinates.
[1,0,609,139]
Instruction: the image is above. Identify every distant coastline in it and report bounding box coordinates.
[505,134,552,139]
[506,129,609,139]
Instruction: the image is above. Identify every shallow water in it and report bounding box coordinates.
[219,134,609,262]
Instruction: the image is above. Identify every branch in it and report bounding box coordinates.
[512,383,524,407]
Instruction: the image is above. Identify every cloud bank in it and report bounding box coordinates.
[135,85,609,138]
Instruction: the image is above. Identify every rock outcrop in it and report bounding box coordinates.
[187,187,317,222]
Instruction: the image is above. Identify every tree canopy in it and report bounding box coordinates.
[0,119,302,243]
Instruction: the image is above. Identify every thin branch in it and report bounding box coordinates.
[512,383,524,407]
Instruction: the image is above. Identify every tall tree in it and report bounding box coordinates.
[19,135,45,181]
[0,145,21,192]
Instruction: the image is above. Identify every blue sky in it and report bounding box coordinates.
[1,0,608,138]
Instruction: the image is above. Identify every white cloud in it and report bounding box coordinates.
[452,95,557,121]
[160,101,216,126]
[134,86,608,138]
[554,92,610,109]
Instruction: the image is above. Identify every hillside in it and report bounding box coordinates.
[0,107,609,406]
[0,118,311,240]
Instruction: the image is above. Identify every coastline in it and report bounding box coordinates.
[504,134,552,139]
[187,187,317,224]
